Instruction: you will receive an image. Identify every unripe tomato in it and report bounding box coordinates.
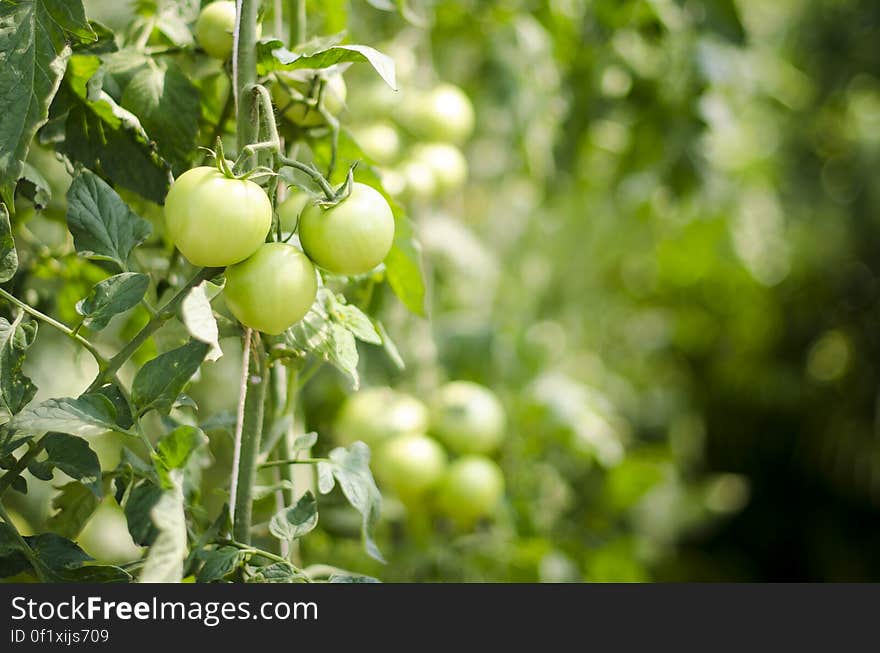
[436,455,505,525]
[412,143,468,194]
[335,387,428,447]
[164,167,271,267]
[298,182,394,276]
[272,73,347,127]
[430,381,506,455]
[223,243,317,335]
[277,192,311,232]
[352,122,401,165]
[195,2,261,61]
[401,84,475,144]
[398,160,436,201]
[358,80,404,119]
[375,433,447,502]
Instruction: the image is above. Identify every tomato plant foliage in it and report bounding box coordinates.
[0,0,432,583]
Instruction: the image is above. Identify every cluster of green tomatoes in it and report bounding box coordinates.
[165,165,393,335]
[167,3,401,335]
[335,382,506,528]
[189,3,502,529]
[352,62,474,203]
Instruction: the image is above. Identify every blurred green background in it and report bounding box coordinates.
[10,0,880,581]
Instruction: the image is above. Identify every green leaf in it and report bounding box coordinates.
[326,442,384,563]
[54,564,131,582]
[10,394,120,437]
[66,169,152,270]
[0,204,17,284]
[317,461,335,494]
[181,282,223,362]
[76,272,149,330]
[196,546,241,583]
[132,340,210,416]
[5,532,131,582]
[269,491,319,542]
[250,561,307,583]
[11,475,27,494]
[93,382,134,430]
[153,2,198,47]
[124,481,162,546]
[334,303,382,345]
[0,0,85,194]
[47,481,102,537]
[16,162,52,209]
[261,43,397,90]
[328,573,380,583]
[285,289,361,388]
[0,520,24,556]
[139,469,187,583]
[0,316,37,419]
[98,50,150,101]
[155,425,206,472]
[36,0,96,42]
[39,431,103,491]
[376,321,405,370]
[385,213,426,316]
[120,61,200,174]
[27,531,91,567]
[294,432,318,451]
[72,21,118,55]
[48,55,170,203]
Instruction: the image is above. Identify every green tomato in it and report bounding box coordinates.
[352,122,401,165]
[399,160,436,201]
[272,73,347,127]
[335,387,428,447]
[412,143,468,194]
[357,81,404,119]
[430,381,506,455]
[165,166,271,267]
[223,243,317,335]
[383,160,435,202]
[401,84,475,144]
[195,2,261,60]
[277,192,311,232]
[436,455,505,525]
[375,433,447,502]
[298,182,394,276]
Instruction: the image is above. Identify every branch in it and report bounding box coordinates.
[86,267,221,392]
[0,288,108,368]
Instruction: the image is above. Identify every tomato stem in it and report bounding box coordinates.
[290,0,306,45]
[0,438,45,499]
[86,267,221,392]
[258,457,326,469]
[233,0,261,167]
[0,287,108,368]
[231,334,268,544]
[0,501,52,582]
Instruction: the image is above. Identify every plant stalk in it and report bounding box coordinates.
[234,0,261,165]
[0,288,108,367]
[0,438,46,498]
[232,338,268,544]
[86,267,220,392]
[0,501,50,582]
[290,0,306,45]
